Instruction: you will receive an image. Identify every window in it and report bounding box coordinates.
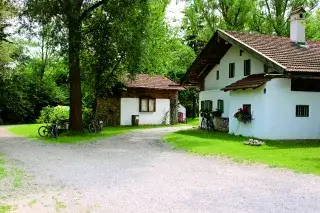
[216,70,219,80]
[240,50,244,56]
[201,100,213,111]
[243,104,251,113]
[217,99,224,113]
[291,79,320,92]
[229,63,235,78]
[140,98,156,112]
[244,59,251,76]
[296,105,309,117]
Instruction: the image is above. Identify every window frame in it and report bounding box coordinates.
[296,105,309,117]
[244,59,251,76]
[229,63,235,78]
[139,98,156,112]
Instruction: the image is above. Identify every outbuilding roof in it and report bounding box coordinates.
[125,74,185,91]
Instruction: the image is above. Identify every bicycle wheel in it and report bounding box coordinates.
[88,123,97,133]
[38,126,49,137]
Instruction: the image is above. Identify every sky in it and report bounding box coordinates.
[165,0,187,28]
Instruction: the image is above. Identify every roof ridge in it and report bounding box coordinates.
[224,30,320,43]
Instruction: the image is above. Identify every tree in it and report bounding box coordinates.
[81,1,149,112]
[306,9,320,40]
[218,0,254,31]
[21,0,116,132]
[260,0,319,36]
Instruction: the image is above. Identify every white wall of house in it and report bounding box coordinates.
[204,46,265,91]
[199,90,230,118]
[229,86,267,139]
[120,98,170,126]
[200,45,265,121]
[200,43,320,140]
[265,78,320,139]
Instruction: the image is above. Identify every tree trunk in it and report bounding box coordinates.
[68,19,83,132]
[170,95,178,125]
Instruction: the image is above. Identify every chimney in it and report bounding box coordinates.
[290,7,306,45]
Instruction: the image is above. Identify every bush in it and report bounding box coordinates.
[37,105,93,125]
[37,105,69,123]
[82,107,93,127]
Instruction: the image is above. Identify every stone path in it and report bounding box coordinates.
[0,127,320,213]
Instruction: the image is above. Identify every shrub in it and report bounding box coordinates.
[37,105,69,123]
[82,107,93,127]
[37,105,93,125]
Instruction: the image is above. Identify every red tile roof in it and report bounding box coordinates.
[226,31,320,73]
[222,74,272,91]
[125,74,185,90]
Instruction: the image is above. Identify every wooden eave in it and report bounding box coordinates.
[180,32,232,86]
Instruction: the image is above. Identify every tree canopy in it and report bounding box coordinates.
[1,0,320,126]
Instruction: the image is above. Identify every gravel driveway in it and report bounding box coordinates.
[1,127,320,213]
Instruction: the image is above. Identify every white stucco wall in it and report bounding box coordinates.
[229,86,267,139]
[201,45,265,123]
[204,46,265,91]
[199,90,230,118]
[120,98,170,125]
[265,78,320,139]
[201,43,320,139]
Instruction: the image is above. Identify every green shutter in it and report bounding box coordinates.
[201,101,204,111]
[209,101,213,111]
[217,100,224,113]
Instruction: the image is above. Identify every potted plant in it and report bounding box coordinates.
[234,106,253,124]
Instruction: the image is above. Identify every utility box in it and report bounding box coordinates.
[131,115,139,126]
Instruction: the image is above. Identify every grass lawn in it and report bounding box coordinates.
[7,119,197,144]
[165,130,320,175]
[186,118,199,127]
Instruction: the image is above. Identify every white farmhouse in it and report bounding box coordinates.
[96,74,184,126]
[182,8,320,140]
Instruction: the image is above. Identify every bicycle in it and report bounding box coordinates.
[200,110,215,132]
[38,115,51,137]
[38,123,50,137]
[38,120,59,138]
[88,118,103,134]
[48,121,59,138]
